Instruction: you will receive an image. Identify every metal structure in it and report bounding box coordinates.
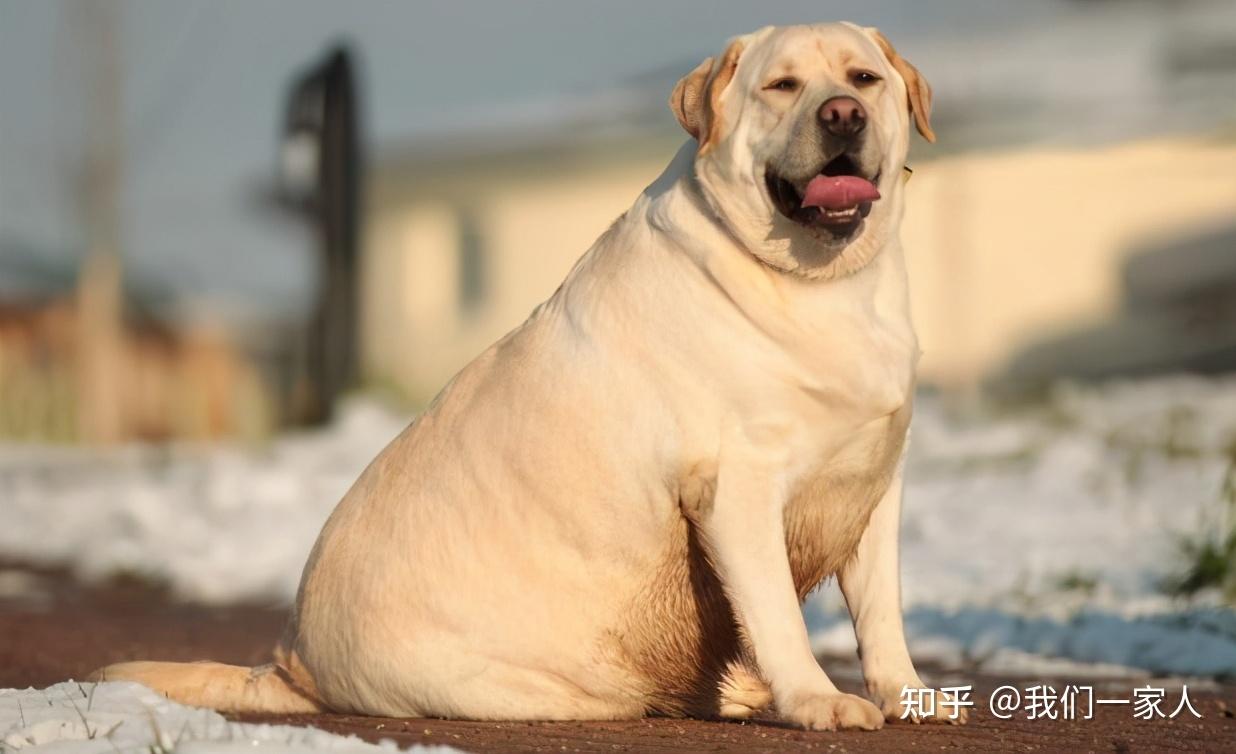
[279,45,364,424]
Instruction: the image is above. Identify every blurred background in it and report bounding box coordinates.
[2,0,1236,686]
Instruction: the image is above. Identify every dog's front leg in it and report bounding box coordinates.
[691,427,884,731]
[838,456,967,724]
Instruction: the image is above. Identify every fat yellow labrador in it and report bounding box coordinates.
[98,22,963,731]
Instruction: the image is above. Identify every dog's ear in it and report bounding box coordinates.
[867,28,936,143]
[669,57,713,141]
[669,37,747,151]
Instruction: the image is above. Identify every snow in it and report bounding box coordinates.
[0,681,456,752]
[808,376,1236,678]
[0,400,406,604]
[2,376,1236,680]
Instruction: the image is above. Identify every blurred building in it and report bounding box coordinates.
[5,0,1236,430]
[362,129,1236,400]
[362,128,679,401]
[360,0,1236,401]
[0,240,270,442]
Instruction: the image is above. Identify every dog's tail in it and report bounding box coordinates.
[90,649,325,714]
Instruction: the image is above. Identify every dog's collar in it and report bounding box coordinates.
[902,165,914,184]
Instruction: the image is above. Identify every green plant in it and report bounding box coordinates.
[1053,570,1099,595]
[1165,453,1236,602]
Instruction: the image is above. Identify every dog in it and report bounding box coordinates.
[96,22,962,732]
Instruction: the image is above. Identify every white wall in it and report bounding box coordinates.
[363,136,1236,401]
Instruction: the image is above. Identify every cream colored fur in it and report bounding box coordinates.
[95,22,965,731]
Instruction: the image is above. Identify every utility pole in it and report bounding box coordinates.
[72,0,125,444]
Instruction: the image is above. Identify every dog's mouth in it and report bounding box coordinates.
[765,154,881,238]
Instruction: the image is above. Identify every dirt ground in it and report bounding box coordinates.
[3,560,1234,753]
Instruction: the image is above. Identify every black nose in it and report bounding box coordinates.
[818,96,866,138]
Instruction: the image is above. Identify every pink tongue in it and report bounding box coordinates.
[800,175,881,210]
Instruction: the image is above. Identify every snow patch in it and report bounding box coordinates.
[807,376,1236,677]
[0,399,407,604]
[0,681,456,753]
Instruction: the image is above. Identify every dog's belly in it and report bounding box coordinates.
[611,402,911,716]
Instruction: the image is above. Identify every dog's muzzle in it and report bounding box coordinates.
[765,153,881,238]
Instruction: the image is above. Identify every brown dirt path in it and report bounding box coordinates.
[3,560,1234,752]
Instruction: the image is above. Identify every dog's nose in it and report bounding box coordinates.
[818,96,866,138]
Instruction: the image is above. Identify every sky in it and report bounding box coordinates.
[0,0,1232,318]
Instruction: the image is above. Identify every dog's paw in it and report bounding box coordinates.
[869,681,969,725]
[781,691,884,731]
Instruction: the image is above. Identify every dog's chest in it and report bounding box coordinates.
[781,396,911,598]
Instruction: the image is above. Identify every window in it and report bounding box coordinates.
[457,208,486,314]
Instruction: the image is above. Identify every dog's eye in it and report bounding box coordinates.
[764,77,800,93]
[851,70,881,87]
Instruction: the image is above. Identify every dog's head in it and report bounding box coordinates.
[670,23,934,279]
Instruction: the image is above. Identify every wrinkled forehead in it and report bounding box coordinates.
[746,24,885,80]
